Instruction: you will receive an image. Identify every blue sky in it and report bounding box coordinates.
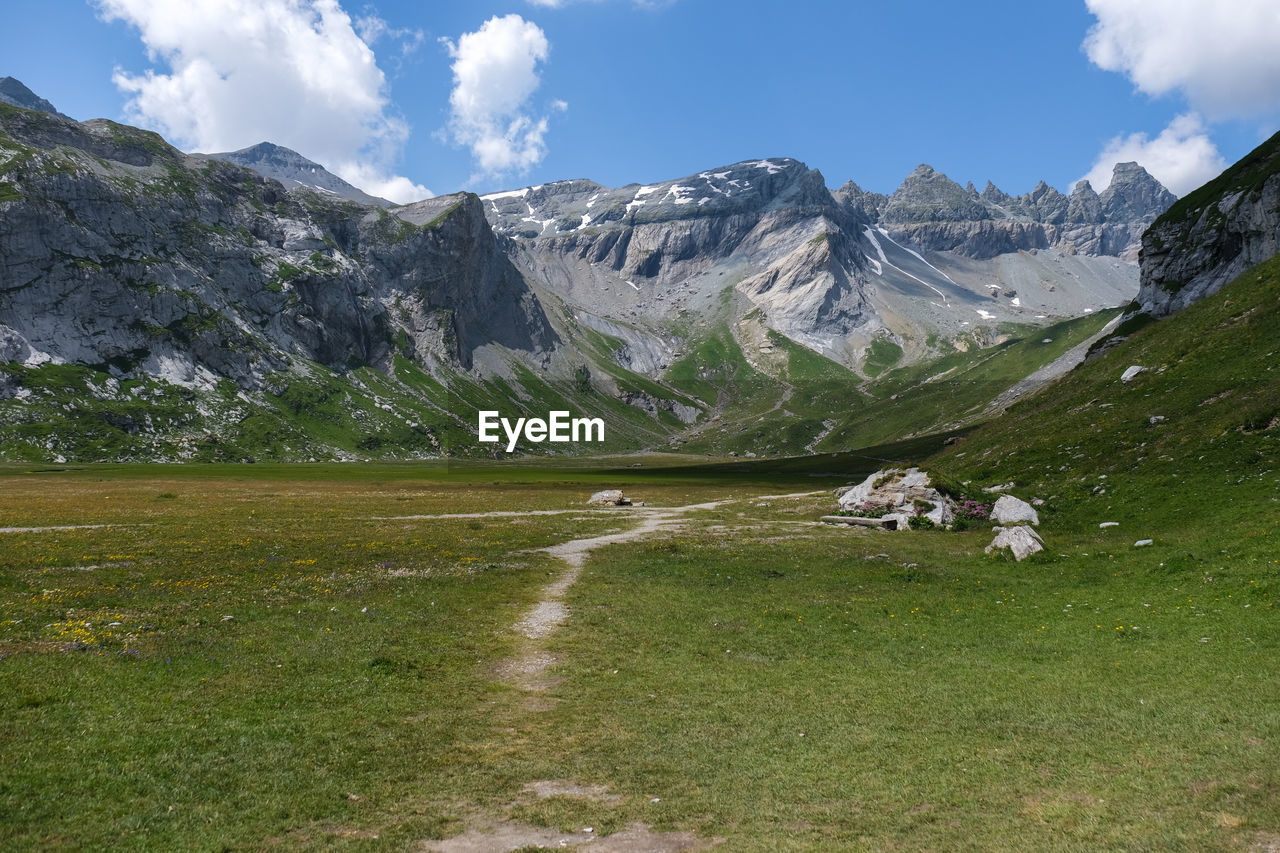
[6,1,1280,202]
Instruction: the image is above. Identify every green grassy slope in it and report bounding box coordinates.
[927,254,1280,537]
[817,310,1123,451]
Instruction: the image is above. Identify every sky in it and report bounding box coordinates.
[6,1,1280,204]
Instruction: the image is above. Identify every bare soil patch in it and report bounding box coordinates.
[418,819,717,852]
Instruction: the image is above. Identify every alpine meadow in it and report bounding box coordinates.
[2,2,1280,850]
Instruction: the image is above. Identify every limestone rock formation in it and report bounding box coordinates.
[1138,130,1280,317]
[837,467,954,528]
[985,526,1044,561]
[991,495,1039,526]
[0,95,556,390]
[862,162,1174,262]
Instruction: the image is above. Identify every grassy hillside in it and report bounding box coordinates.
[927,254,1280,537]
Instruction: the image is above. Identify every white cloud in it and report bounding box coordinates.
[1084,114,1229,196]
[95,0,430,203]
[443,15,560,177]
[1084,0,1280,121]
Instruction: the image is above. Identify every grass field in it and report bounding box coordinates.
[0,451,1276,851]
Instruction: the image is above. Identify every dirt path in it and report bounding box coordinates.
[369,509,613,521]
[428,491,825,852]
[0,524,111,534]
[497,492,824,691]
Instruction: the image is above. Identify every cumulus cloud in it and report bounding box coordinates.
[1084,114,1229,196]
[442,15,559,177]
[1084,0,1280,121]
[95,0,430,203]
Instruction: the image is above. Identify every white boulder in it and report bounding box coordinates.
[837,467,954,528]
[985,526,1044,561]
[991,495,1039,526]
[1121,365,1146,383]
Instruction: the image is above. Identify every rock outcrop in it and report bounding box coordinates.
[836,467,954,528]
[0,96,556,389]
[1137,130,1280,317]
[985,526,1044,561]
[0,77,68,119]
[858,162,1175,262]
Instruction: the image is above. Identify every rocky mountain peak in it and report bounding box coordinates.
[1066,179,1102,224]
[833,180,888,221]
[980,181,1012,205]
[882,164,989,223]
[205,141,392,207]
[0,77,68,119]
[1020,181,1069,224]
[1100,161,1176,223]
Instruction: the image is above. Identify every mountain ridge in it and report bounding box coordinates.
[0,78,1187,462]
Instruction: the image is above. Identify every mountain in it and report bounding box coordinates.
[485,159,1166,374]
[0,78,1180,462]
[1137,129,1280,317]
[202,142,393,207]
[928,134,1280,516]
[838,161,1175,261]
[0,100,553,385]
[0,77,69,120]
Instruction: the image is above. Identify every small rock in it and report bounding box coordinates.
[992,495,1039,526]
[1031,498,1045,506]
[1121,365,1146,383]
[983,482,1016,493]
[1099,522,1119,528]
[1150,415,1165,424]
[587,489,631,506]
[221,615,233,621]
[1134,539,1154,547]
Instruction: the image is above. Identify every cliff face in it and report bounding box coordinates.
[484,159,881,362]
[1137,131,1280,317]
[0,98,556,389]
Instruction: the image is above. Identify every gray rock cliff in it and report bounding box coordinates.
[0,94,556,389]
[846,162,1174,262]
[1138,131,1280,317]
